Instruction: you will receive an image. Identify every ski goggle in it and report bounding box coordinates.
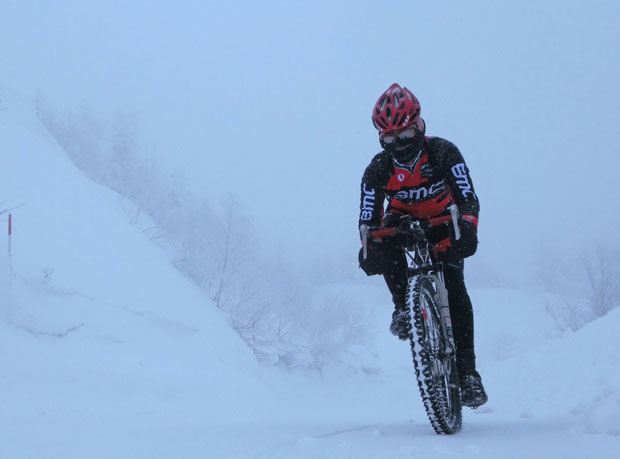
[380,126,420,145]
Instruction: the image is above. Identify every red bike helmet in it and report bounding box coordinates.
[372,83,424,137]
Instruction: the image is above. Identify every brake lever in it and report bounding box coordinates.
[449,204,461,241]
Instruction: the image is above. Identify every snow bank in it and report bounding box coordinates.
[477,292,620,435]
[471,288,565,362]
[0,86,270,456]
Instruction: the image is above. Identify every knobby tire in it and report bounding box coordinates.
[407,275,462,434]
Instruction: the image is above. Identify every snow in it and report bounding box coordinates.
[1,87,619,458]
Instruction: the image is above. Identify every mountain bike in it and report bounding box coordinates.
[361,205,462,434]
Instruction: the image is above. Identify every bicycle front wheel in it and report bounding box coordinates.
[408,275,462,434]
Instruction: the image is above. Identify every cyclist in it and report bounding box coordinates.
[358,83,488,408]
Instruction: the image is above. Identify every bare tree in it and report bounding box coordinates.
[583,247,620,318]
[210,196,258,310]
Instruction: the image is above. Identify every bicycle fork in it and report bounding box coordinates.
[429,272,456,357]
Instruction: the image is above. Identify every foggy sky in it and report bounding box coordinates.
[3,0,620,283]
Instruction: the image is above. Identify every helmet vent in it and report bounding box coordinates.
[379,96,387,111]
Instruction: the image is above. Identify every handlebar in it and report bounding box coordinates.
[361,204,461,260]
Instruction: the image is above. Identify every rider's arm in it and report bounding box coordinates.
[427,137,479,258]
[358,152,392,230]
[430,138,479,225]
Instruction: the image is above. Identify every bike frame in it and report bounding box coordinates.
[404,239,455,357]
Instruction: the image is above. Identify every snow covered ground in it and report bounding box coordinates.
[1,87,619,458]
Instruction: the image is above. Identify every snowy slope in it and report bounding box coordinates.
[483,305,620,434]
[0,87,272,457]
[1,87,619,458]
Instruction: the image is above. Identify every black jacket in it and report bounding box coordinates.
[359,137,479,240]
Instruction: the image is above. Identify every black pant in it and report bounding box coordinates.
[369,241,477,374]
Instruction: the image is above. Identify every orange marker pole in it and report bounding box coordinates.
[8,213,12,273]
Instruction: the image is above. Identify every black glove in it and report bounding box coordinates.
[358,239,388,276]
[382,213,424,248]
[451,220,478,258]
[381,212,403,228]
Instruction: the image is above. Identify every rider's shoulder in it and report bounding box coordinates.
[425,136,459,154]
[368,150,393,169]
[372,149,391,160]
[424,136,463,164]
